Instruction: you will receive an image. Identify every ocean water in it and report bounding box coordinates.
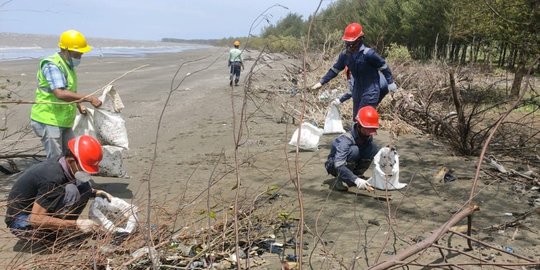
[0,44,211,62]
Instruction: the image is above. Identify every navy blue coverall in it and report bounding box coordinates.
[320,44,394,119]
[324,123,379,187]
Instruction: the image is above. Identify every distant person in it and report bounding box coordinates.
[228,40,244,86]
[324,106,380,192]
[30,30,102,160]
[5,135,112,241]
[312,23,397,120]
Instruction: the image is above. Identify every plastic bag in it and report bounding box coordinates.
[99,85,125,113]
[99,145,127,177]
[89,196,138,234]
[72,108,99,139]
[368,147,407,190]
[323,104,346,134]
[93,108,129,149]
[318,89,339,102]
[288,122,323,151]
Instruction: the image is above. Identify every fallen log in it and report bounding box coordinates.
[368,203,479,270]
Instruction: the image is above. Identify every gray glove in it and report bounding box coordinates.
[388,82,398,92]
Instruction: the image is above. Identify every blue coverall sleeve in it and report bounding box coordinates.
[366,50,394,84]
[320,52,347,85]
[339,91,352,103]
[332,135,358,187]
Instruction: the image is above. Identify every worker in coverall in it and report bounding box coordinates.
[228,40,244,86]
[312,23,397,120]
[30,30,102,160]
[324,106,381,192]
[5,135,112,242]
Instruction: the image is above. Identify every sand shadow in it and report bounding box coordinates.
[90,181,133,199]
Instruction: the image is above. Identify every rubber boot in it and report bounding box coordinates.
[323,178,349,192]
[234,78,239,86]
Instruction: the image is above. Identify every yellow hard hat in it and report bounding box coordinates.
[233,40,240,46]
[58,30,92,53]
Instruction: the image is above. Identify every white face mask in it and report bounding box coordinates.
[74,171,91,185]
[71,58,81,67]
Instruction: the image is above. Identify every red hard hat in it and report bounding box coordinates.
[68,135,103,174]
[342,23,364,42]
[356,106,379,128]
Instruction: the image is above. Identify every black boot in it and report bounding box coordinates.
[323,178,349,192]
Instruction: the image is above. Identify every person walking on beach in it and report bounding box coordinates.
[324,106,380,192]
[228,40,244,86]
[30,30,102,160]
[312,23,397,120]
[5,135,112,241]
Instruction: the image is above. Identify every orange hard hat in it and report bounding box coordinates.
[356,106,379,128]
[233,40,240,46]
[68,135,103,174]
[342,23,364,42]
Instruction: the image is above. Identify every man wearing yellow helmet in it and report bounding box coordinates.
[228,40,244,86]
[30,30,103,160]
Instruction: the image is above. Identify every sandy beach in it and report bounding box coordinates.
[1,35,539,269]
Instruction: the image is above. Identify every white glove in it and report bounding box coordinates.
[95,190,113,202]
[311,82,322,90]
[354,178,374,192]
[330,98,341,106]
[388,82,398,92]
[76,219,98,233]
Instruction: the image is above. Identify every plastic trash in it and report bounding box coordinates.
[368,147,407,190]
[288,122,323,151]
[323,104,346,134]
[504,246,514,253]
[93,108,129,149]
[89,197,138,234]
[318,90,330,101]
[99,145,128,177]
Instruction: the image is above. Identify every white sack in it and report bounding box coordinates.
[98,145,127,177]
[93,108,129,149]
[89,197,138,234]
[99,85,125,113]
[288,122,323,151]
[72,108,99,139]
[368,147,407,190]
[323,104,346,134]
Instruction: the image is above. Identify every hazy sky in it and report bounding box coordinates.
[0,0,334,41]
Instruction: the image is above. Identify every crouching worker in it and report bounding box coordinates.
[5,135,112,242]
[324,106,380,192]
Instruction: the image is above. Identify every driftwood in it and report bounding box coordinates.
[368,204,479,270]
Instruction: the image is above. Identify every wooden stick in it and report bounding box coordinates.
[0,65,148,105]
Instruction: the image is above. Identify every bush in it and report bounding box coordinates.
[386,43,412,61]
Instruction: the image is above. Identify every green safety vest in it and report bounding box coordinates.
[30,53,78,128]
